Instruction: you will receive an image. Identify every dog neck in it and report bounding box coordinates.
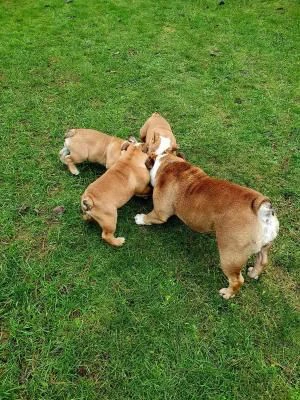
[150,154,166,186]
[150,154,184,186]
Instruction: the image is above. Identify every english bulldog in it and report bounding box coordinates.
[81,142,151,247]
[59,128,137,175]
[140,113,178,155]
[135,154,279,299]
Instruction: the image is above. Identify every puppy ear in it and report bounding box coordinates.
[121,141,131,151]
[151,131,160,144]
[127,135,138,144]
[145,155,156,170]
[176,151,186,160]
[141,143,149,153]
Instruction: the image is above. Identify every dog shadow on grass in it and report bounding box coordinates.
[117,196,224,291]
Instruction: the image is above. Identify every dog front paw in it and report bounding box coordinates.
[113,237,126,247]
[219,288,235,300]
[135,214,146,225]
[70,168,80,176]
[247,267,259,280]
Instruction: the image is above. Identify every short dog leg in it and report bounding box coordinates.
[219,271,245,300]
[94,212,125,247]
[102,231,125,247]
[135,209,169,226]
[217,247,248,299]
[248,243,272,279]
[64,155,80,175]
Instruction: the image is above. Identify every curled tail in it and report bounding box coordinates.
[65,128,77,138]
[81,196,94,212]
[251,195,270,215]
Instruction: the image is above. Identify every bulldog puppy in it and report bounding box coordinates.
[140,113,178,155]
[81,142,151,247]
[59,128,137,175]
[135,154,279,299]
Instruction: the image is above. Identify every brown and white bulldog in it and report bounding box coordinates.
[59,128,137,175]
[135,154,279,299]
[81,142,151,247]
[140,113,178,155]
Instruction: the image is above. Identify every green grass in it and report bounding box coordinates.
[1,0,299,399]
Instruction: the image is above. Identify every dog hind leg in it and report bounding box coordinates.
[248,243,272,279]
[93,211,125,247]
[217,245,248,299]
[219,264,245,300]
[64,155,80,175]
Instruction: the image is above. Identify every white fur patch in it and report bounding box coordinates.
[61,146,69,157]
[155,136,171,155]
[150,154,166,186]
[59,145,70,163]
[135,214,146,225]
[258,202,279,246]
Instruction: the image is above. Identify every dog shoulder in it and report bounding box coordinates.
[156,161,193,189]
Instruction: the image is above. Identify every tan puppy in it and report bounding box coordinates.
[59,128,135,175]
[140,113,178,155]
[81,142,151,247]
[135,154,279,299]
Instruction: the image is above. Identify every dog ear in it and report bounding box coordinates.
[121,141,131,151]
[151,131,160,144]
[141,143,149,153]
[176,151,186,160]
[127,135,138,144]
[145,155,156,170]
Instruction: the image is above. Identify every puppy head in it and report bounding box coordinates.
[125,142,150,163]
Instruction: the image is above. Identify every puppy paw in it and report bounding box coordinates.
[135,214,146,225]
[247,267,259,280]
[114,237,125,247]
[219,288,235,300]
[71,169,80,176]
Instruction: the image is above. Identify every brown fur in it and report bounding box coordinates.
[81,143,151,247]
[59,128,129,175]
[140,113,178,154]
[138,154,277,299]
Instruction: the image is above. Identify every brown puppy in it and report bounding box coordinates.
[140,113,178,155]
[81,142,151,247]
[59,128,136,175]
[135,154,279,299]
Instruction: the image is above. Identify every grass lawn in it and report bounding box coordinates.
[0,0,299,399]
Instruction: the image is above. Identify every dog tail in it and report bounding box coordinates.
[251,195,270,215]
[81,196,94,212]
[65,128,77,138]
